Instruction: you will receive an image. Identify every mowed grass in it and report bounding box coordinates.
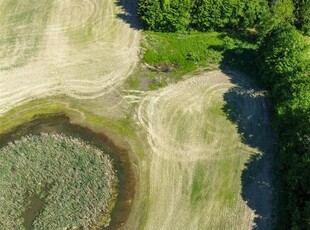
[136,71,272,229]
[0,0,53,69]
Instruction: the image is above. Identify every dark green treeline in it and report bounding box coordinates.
[138,0,310,35]
[138,0,268,32]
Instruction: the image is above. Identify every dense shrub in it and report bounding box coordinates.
[293,0,310,35]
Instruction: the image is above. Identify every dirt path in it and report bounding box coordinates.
[0,0,140,115]
[132,70,273,230]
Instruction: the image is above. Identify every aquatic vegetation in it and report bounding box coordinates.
[0,133,117,229]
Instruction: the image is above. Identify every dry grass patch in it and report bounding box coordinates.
[0,0,140,116]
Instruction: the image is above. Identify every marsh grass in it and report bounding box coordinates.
[0,133,117,229]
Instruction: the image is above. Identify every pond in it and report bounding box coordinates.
[0,114,135,229]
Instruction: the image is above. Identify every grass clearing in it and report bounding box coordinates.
[127,31,258,91]
[142,32,223,75]
[141,31,257,78]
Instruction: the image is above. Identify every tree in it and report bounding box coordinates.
[162,0,192,31]
[257,23,307,87]
[257,22,310,229]
[301,0,310,35]
[138,0,163,31]
[139,0,269,32]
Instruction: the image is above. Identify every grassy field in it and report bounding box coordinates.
[134,70,273,229]
[0,1,273,229]
[0,0,53,69]
[0,0,140,116]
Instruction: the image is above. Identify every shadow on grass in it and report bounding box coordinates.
[220,68,274,229]
[115,0,142,30]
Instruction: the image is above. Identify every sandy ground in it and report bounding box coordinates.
[0,0,140,115]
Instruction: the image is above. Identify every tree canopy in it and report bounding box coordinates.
[257,23,310,229]
[138,0,269,32]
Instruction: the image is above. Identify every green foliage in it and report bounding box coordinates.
[142,31,257,76]
[293,0,310,35]
[138,0,269,32]
[272,0,295,24]
[191,0,269,31]
[257,23,310,229]
[0,133,117,229]
[262,0,310,35]
[138,0,162,31]
[301,1,310,35]
[138,0,192,31]
[143,32,223,75]
[258,23,308,87]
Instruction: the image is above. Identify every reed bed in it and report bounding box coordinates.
[0,133,118,229]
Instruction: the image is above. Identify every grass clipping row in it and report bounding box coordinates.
[0,133,118,229]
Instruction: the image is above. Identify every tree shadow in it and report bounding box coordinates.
[221,68,274,229]
[115,0,142,30]
[208,44,258,77]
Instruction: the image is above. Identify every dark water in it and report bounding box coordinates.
[23,195,45,230]
[0,114,136,229]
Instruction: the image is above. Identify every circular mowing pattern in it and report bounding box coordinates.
[137,71,235,162]
[0,133,117,230]
[0,0,140,116]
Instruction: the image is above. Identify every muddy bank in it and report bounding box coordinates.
[0,114,135,230]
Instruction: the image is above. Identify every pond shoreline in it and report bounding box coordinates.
[0,114,136,230]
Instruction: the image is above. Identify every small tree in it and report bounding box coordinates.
[257,23,308,87]
[301,0,310,35]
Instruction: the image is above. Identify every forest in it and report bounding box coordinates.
[138,0,310,229]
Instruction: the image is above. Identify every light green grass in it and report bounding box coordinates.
[142,31,257,77]
[191,163,208,206]
[143,32,223,76]
[0,98,132,137]
[0,97,145,162]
